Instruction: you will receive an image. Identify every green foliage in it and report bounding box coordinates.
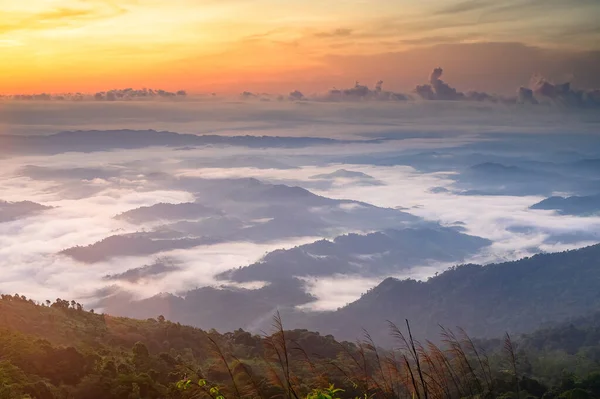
[306,384,344,399]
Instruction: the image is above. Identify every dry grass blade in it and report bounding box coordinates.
[362,329,393,398]
[269,311,299,399]
[206,334,243,399]
[417,342,451,399]
[231,355,265,398]
[504,332,520,398]
[405,320,429,399]
[457,327,492,394]
[439,325,478,397]
[403,354,421,399]
[427,341,463,398]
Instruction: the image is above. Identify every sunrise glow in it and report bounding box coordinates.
[2,0,599,94]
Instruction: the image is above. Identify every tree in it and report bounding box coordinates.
[133,342,149,358]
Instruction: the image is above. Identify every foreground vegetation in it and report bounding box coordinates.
[1,294,600,398]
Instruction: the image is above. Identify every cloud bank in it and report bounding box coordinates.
[0,101,599,314]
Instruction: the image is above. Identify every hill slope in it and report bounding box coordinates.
[4,292,600,398]
[297,244,600,344]
[531,194,600,215]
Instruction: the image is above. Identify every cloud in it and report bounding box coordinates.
[0,4,126,35]
[2,88,188,102]
[530,76,600,108]
[415,67,482,101]
[411,67,600,107]
[314,28,353,38]
[1,102,600,313]
[288,90,305,101]
[311,80,409,102]
[434,0,494,15]
[517,86,537,104]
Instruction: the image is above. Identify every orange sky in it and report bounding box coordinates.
[1,0,599,94]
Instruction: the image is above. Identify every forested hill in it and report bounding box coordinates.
[5,295,600,399]
[3,293,600,398]
[299,243,600,344]
[0,294,351,399]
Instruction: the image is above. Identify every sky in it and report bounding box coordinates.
[1,0,599,94]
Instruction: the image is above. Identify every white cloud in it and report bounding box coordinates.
[1,100,599,313]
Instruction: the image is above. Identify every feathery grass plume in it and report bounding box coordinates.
[388,321,420,399]
[403,353,421,399]
[504,332,520,398]
[426,341,463,398]
[416,342,451,399]
[362,329,393,398]
[264,311,300,399]
[384,351,410,398]
[290,338,329,388]
[206,334,242,399]
[264,354,287,394]
[388,320,430,399]
[439,325,479,397]
[457,327,494,395]
[356,341,373,396]
[332,339,369,395]
[231,355,264,398]
[405,320,429,399]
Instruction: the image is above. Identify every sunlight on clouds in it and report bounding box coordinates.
[0,0,598,93]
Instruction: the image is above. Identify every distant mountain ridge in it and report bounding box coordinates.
[218,227,491,282]
[0,200,52,223]
[60,179,419,263]
[0,129,385,155]
[292,243,600,344]
[531,194,600,215]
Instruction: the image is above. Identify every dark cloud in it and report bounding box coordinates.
[1,88,187,102]
[239,91,273,101]
[517,86,537,104]
[531,76,600,108]
[415,67,466,101]
[411,67,600,107]
[315,81,408,102]
[288,90,305,101]
[267,67,600,106]
[2,60,599,109]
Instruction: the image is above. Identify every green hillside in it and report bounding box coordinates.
[3,294,600,398]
